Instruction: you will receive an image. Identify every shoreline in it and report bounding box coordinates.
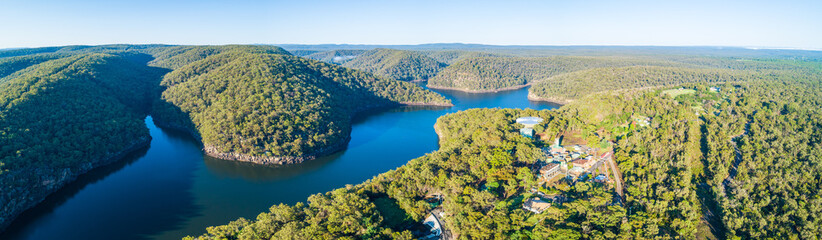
[426,83,571,106]
[0,136,152,232]
[526,92,572,105]
[433,122,444,141]
[426,83,531,93]
[153,100,454,166]
[399,101,454,107]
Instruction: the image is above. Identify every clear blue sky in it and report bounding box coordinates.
[1,0,820,49]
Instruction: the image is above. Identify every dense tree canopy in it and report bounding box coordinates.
[192,60,822,239]
[154,48,450,163]
[0,53,67,79]
[697,79,822,239]
[342,48,446,82]
[190,107,628,240]
[0,44,450,231]
[146,45,292,70]
[427,56,678,91]
[288,49,321,57]
[419,50,502,65]
[528,57,822,103]
[529,66,756,103]
[2,44,821,239]
[0,52,164,230]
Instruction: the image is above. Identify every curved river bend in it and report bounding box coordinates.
[2,87,558,240]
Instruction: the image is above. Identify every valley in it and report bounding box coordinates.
[0,44,820,240]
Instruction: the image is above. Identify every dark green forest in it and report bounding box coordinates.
[427,56,678,91]
[425,52,820,93]
[145,45,292,70]
[529,58,822,103]
[0,53,67,79]
[190,61,822,239]
[699,80,822,239]
[189,107,624,239]
[528,66,754,103]
[0,52,165,230]
[419,50,502,65]
[0,44,450,231]
[153,48,450,163]
[341,48,446,82]
[1,44,821,239]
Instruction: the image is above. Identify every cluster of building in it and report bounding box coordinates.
[519,136,615,215]
[533,137,605,182]
[516,116,614,216]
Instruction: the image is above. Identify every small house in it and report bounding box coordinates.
[540,162,562,180]
[523,197,552,214]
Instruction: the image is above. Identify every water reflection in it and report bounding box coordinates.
[201,152,339,182]
[2,117,204,240]
[3,87,558,240]
[1,147,150,240]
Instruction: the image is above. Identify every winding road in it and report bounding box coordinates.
[603,152,625,203]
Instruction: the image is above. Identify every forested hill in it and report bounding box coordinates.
[0,53,68,79]
[0,44,450,231]
[145,45,292,70]
[341,48,446,82]
[0,53,165,231]
[153,49,451,165]
[0,44,169,59]
[192,76,822,239]
[420,50,502,65]
[426,56,678,92]
[528,66,756,104]
[529,59,822,103]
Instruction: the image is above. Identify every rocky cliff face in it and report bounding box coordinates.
[202,137,350,165]
[0,137,151,232]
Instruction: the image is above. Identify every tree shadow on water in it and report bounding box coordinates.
[1,119,205,240]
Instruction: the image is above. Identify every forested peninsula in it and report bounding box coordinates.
[0,44,450,231]
[151,47,451,165]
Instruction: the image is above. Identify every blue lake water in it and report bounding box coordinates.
[1,87,558,240]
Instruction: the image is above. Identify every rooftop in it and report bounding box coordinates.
[523,197,551,214]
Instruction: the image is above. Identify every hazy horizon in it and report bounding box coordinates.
[3,43,821,52]
[2,0,820,49]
